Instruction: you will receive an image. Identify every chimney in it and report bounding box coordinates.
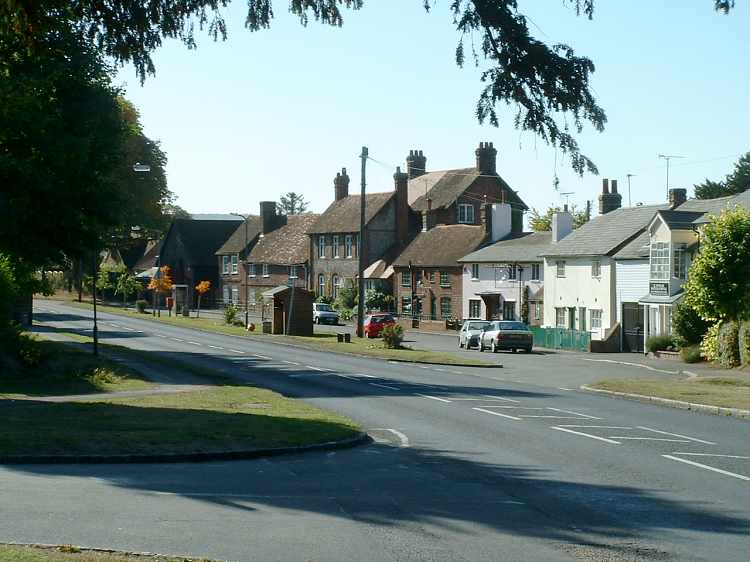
[598,177,622,215]
[334,167,350,201]
[393,166,409,246]
[669,188,687,209]
[482,203,493,241]
[422,198,432,232]
[552,208,574,243]
[484,203,512,243]
[475,141,497,175]
[260,201,277,235]
[406,150,426,179]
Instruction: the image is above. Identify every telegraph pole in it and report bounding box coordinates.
[92,252,98,356]
[357,146,368,338]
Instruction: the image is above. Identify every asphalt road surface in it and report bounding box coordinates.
[3,301,749,562]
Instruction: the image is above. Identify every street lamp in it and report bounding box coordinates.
[231,213,250,328]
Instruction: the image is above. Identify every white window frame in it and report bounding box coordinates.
[556,260,566,278]
[534,301,542,321]
[531,263,540,281]
[440,297,452,319]
[591,260,601,278]
[345,235,353,258]
[262,263,269,277]
[333,235,340,258]
[289,265,298,279]
[555,307,566,328]
[469,299,481,318]
[591,309,602,330]
[318,274,326,296]
[471,264,480,280]
[673,244,687,279]
[248,263,256,277]
[332,275,343,299]
[231,286,239,304]
[223,285,230,303]
[650,242,670,281]
[507,264,517,280]
[222,255,230,275]
[231,254,238,274]
[401,271,411,288]
[458,203,475,224]
[440,271,451,287]
[318,235,326,259]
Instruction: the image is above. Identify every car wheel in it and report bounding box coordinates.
[511,348,517,353]
[524,347,532,354]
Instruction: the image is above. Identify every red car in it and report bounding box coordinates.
[364,313,396,338]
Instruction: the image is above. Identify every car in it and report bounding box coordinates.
[313,302,340,325]
[478,320,533,353]
[458,320,490,349]
[364,313,396,338]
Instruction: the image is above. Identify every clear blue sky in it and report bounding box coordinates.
[116,1,750,221]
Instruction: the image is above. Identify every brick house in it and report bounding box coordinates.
[215,214,262,305]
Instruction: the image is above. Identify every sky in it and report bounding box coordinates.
[116,1,750,223]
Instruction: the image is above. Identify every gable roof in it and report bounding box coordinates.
[216,216,262,255]
[653,210,706,231]
[459,232,553,263]
[408,169,528,212]
[170,218,245,266]
[133,238,163,273]
[393,225,486,268]
[248,213,319,265]
[676,189,750,216]
[308,192,394,234]
[613,230,650,260]
[542,203,670,258]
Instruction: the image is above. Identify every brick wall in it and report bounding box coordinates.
[393,265,463,324]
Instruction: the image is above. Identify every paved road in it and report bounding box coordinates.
[3,301,749,562]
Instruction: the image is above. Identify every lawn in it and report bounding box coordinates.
[590,374,750,411]
[0,544,215,562]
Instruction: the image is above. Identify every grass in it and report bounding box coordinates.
[0,544,216,561]
[590,374,750,411]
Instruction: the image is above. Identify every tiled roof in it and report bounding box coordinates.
[216,216,262,255]
[676,189,750,215]
[408,168,528,211]
[542,203,670,257]
[190,214,245,221]
[613,230,650,260]
[308,192,394,234]
[393,225,486,268]
[458,232,553,263]
[248,214,319,265]
[655,210,706,230]
[133,239,163,273]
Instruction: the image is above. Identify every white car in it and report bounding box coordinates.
[458,320,490,349]
[313,302,340,325]
[478,321,534,353]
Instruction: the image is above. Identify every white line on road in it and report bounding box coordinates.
[254,354,272,360]
[434,368,446,372]
[156,334,167,338]
[369,382,400,390]
[547,407,601,420]
[550,426,620,444]
[662,454,750,481]
[637,426,716,445]
[229,349,245,354]
[282,360,300,365]
[306,365,331,372]
[207,345,224,350]
[336,374,361,381]
[355,374,377,378]
[610,437,690,443]
[478,406,544,410]
[473,407,521,421]
[671,452,750,460]
[520,415,584,419]
[558,425,632,429]
[558,388,575,391]
[416,394,452,403]
[370,428,410,447]
[482,395,520,403]
[171,338,184,342]
[186,341,202,346]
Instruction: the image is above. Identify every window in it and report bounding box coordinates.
[591,260,601,278]
[248,263,256,277]
[223,285,230,303]
[469,299,482,318]
[556,260,566,278]
[289,265,297,279]
[318,236,326,259]
[440,271,450,287]
[333,235,340,258]
[401,296,412,314]
[591,309,602,329]
[531,263,540,281]
[650,241,670,281]
[318,274,326,296]
[332,275,342,299]
[222,255,230,274]
[231,254,238,274]
[262,263,269,277]
[502,301,516,320]
[579,307,587,331]
[440,297,452,319]
[345,235,353,258]
[401,271,411,287]
[231,286,239,304]
[534,302,542,321]
[428,270,435,283]
[673,244,686,279]
[508,265,517,280]
[471,264,480,280]
[555,307,566,328]
[458,203,475,224]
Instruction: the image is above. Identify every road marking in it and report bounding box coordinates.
[671,452,750,460]
[282,360,300,365]
[449,370,463,375]
[482,395,520,403]
[480,406,544,410]
[434,368,446,372]
[171,338,184,342]
[355,373,377,378]
[186,341,202,346]
[582,357,677,375]
[558,425,632,429]
[520,415,584,419]
[369,382,400,390]
[370,428,410,447]
[229,349,245,354]
[207,345,223,350]
[610,437,690,443]
[473,407,521,421]
[662,454,750,481]
[550,426,620,444]
[336,374,361,381]
[254,354,272,360]
[416,394,452,403]
[156,334,167,338]
[558,387,575,391]
[637,426,716,445]
[547,407,601,420]
[306,365,330,372]
[450,397,520,402]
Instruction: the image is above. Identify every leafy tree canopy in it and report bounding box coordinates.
[1,1,734,176]
[529,204,588,232]
[278,192,309,215]
[694,152,750,199]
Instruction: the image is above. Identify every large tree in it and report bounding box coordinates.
[529,204,588,232]
[0,1,734,176]
[694,152,750,199]
[278,192,309,215]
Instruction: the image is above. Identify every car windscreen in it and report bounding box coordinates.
[316,304,332,312]
[498,321,529,331]
[468,322,489,330]
[371,315,394,323]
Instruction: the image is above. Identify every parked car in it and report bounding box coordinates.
[478,321,533,353]
[313,302,340,325]
[364,313,396,338]
[458,320,490,349]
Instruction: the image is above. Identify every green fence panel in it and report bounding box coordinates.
[530,326,590,352]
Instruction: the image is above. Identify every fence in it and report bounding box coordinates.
[530,326,590,352]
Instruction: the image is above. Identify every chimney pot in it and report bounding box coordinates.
[475,141,498,175]
[611,179,618,194]
[599,177,622,215]
[406,149,427,179]
[602,178,610,194]
[334,167,350,201]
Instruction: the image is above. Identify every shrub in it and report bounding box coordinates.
[223,304,238,325]
[646,334,675,353]
[680,345,702,364]
[338,307,355,321]
[672,303,711,347]
[316,295,333,305]
[716,320,740,368]
[739,321,750,366]
[701,322,721,363]
[381,324,404,349]
[135,299,148,313]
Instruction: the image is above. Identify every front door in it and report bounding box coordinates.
[503,301,516,320]
[568,307,576,330]
[622,302,645,353]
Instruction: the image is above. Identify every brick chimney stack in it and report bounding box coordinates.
[393,166,409,247]
[475,141,497,175]
[406,150,426,179]
[598,177,622,215]
[260,201,277,235]
[669,188,687,208]
[334,168,350,201]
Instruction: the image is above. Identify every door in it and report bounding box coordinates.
[622,302,644,353]
[503,301,516,320]
[568,307,576,330]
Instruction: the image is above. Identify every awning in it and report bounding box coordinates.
[638,291,684,305]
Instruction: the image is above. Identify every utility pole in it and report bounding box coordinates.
[92,252,98,356]
[357,146,368,338]
[658,154,685,200]
[626,174,636,207]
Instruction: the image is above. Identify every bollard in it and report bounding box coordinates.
[344,333,351,343]
[337,333,344,343]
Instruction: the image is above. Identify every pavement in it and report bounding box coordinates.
[2,300,748,562]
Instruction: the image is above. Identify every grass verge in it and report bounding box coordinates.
[590,374,750,411]
[0,544,216,562]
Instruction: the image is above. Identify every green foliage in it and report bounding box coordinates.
[365,289,391,311]
[646,335,675,353]
[278,192,309,215]
[381,324,404,349]
[0,255,18,323]
[316,294,333,305]
[684,208,750,322]
[115,272,141,302]
[529,204,589,232]
[738,321,750,366]
[334,282,358,311]
[680,345,702,364]
[716,320,740,368]
[135,299,149,313]
[694,152,750,199]
[701,322,721,363]
[223,304,239,325]
[521,285,530,324]
[338,308,355,321]
[672,303,711,347]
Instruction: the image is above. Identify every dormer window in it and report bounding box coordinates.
[458,203,475,224]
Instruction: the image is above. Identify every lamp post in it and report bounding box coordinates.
[231,213,250,327]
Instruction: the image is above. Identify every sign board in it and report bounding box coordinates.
[649,282,669,297]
